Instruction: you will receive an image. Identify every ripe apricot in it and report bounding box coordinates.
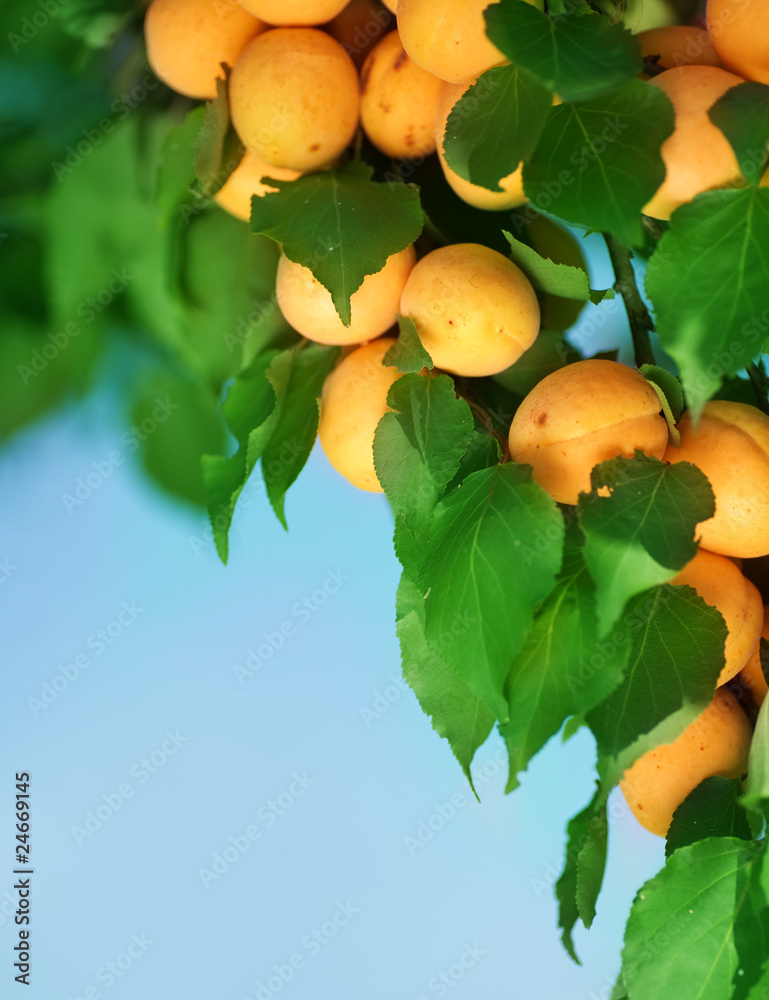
[740,607,769,706]
[381,0,398,11]
[707,0,769,85]
[145,0,264,100]
[214,151,302,221]
[642,65,746,220]
[318,337,402,491]
[671,547,763,686]
[399,243,540,377]
[663,401,769,558]
[638,26,721,74]
[325,0,393,70]
[396,0,508,84]
[507,360,669,505]
[360,31,444,159]
[619,689,752,837]
[239,0,348,25]
[434,80,526,211]
[229,28,359,171]
[276,245,416,345]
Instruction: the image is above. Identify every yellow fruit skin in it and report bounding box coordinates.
[707,0,769,85]
[229,29,359,171]
[318,337,402,491]
[325,0,394,70]
[620,690,752,837]
[664,401,769,558]
[360,30,444,159]
[276,245,416,345]
[145,0,264,100]
[400,243,540,378]
[434,81,526,211]
[740,608,769,706]
[642,65,746,221]
[397,0,507,84]
[239,0,348,25]
[214,151,302,221]
[671,548,763,686]
[381,0,398,11]
[638,26,721,73]
[507,360,669,505]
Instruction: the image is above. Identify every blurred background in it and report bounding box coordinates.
[0,2,672,997]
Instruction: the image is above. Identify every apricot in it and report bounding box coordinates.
[663,401,769,558]
[507,360,669,505]
[145,0,264,100]
[638,26,721,74]
[318,337,402,491]
[399,243,540,377]
[740,607,769,706]
[707,0,769,85]
[229,28,359,171]
[360,30,444,158]
[276,245,416,345]
[325,0,393,69]
[434,80,526,211]
[238,0,348,25]
[671,547,763,686]
[214,151,302,221]
[619,689,752,837]
[396,0,508,84]
[381,0,398,11]
[642,65,746,220]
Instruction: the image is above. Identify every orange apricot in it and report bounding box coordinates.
[325,0,394,69]
[507,360,669,504]
[239,0,348,25]
[214,151,302,221]
[638,25,721,74]
[145,0,264,100]
[663,401,769,558]
[740,607,769,706]
[707,0,769,85]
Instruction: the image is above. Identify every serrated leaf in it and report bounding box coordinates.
[741,695,769,819]
[420,465,564,719]
[503,229,612,302]
[640,363,684,442]
[555,785,609,963]
[396,573,495,787]
[588,585,728,786]
[374,373,473,569]
[262,343,339,529]
[708,82,769,183]
[501,540,629,791]
[250,163,423,325]
[523,82,674,246]
[443,64,552,191]
[485,1,642,103]
[666,777,752,858]
[622,838,769,1000]
[578,453,716,637]
[384,315,433,373]
[645,187,769,418]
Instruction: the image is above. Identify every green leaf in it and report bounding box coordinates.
[442,64,552,191]
[485,1,643,103]
[493,329,580,398]
[420,465,564,719]
[250,162,423,325]
[640,363,684,442]
[666,777,752,858]
[374,373,473,568]
[555,785,610,963]
[622,838,769,1000]
[156,109,206,227]
[262,343,340,529]
[501,538,629,791]
[396,573,495,787]
[741,695,769,819]
[503,230,612,302]
[708,81,769,183]
[194,72,244,199]
[578,453,716,637]
[645,187,769,418]
[610,972,629,1000]
[383,315,433,373]
[588,585,728,787]
[56,0,133,47]
[523,82,674,246]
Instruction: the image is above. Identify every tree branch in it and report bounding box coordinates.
[603,233,656,368]
[747,361,769,416]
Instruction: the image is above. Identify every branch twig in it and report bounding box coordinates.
[603,233,656,368]
[747,362,769,416]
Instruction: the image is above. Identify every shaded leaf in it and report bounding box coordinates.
[503,229,612,302]
[384,315,433,373]
[708,81,769,183]
[666,777,752,858]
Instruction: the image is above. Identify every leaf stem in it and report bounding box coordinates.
[603,233,656,368]
[747,361,769,416]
